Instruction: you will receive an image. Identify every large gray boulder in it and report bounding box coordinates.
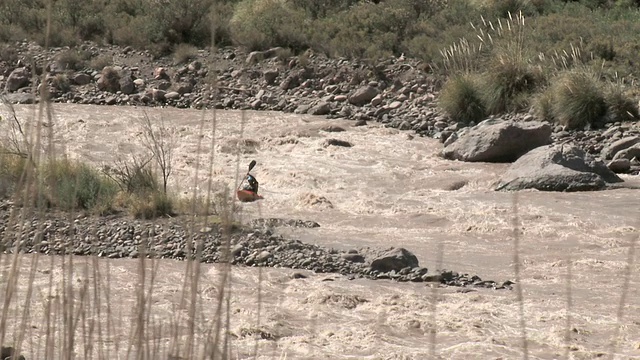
[496,144,623,192]
[369,247,419,273]
[442,119,552,162]
[5,67,30,92]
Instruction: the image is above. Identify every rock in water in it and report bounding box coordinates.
[496,144,623,192]
[442,119,552,162]
[369,248,419,272]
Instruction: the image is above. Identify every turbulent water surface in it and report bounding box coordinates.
[3,103,640,359]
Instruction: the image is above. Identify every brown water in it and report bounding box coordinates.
[2,103,640,359]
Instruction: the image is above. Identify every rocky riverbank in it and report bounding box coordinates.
[0,203,512,290]
[2,41,640,173]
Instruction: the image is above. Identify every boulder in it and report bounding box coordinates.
[308,101,331,116]
[280,73,300,90]
[348,86,379,106]
[72,72,91,85]
[153,67,169,80]
[97,66,120,93]
[5,67,30,92]
[263,69,279,85]
[1,346,25,360]
[323,139,352,148]
[496,144,623,192]
[442,119,552,162]
[118,70,135,95]
[612,143,640,161]
[608,158,631,173]
[369,248,419,273]
[174,82,193,95]
[601,136,640,160]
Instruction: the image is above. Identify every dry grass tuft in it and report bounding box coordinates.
[547,70,608,129]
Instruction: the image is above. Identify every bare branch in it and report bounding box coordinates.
[138,111,176,194]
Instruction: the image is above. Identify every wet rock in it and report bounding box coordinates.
[496,144,623,192]
[369,248,419,273]
[443,119,552,162]
[320,125,345,132]
[323,139,352,148]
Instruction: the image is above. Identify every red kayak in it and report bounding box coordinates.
[237,189,264,203]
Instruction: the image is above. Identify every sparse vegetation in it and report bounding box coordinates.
[89,54,113,71]
[54,49,89,71]
[40,158,119,213]
[173,43,199,65]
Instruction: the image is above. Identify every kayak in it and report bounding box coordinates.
[236,189,264,202]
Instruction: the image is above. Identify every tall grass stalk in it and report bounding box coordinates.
[511,193,529,359]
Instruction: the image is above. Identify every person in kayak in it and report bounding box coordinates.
[243,173,259,194]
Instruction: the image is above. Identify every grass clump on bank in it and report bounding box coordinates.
[41,158,119,213]
[0,150,176,218]
[542,71,608,129]
[439,75,487,124]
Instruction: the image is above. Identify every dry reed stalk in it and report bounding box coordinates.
[428,241,444,359]
[511,192,529,359]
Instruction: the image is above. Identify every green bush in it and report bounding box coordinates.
[229,0,309,51]
[41,159,118,213]
[0,151,29,199]
[547,71,608,129]
[439,75,487,124]
[313,0,418,59]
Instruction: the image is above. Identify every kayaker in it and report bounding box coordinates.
[243,173,259,194]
